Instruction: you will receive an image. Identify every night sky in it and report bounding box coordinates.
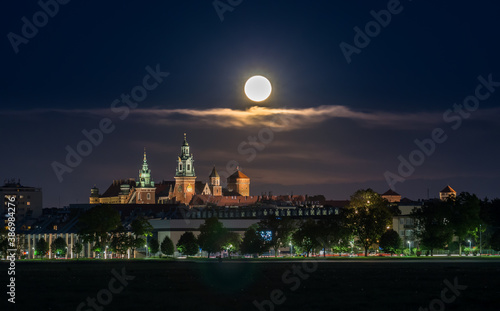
[1,0,499,208]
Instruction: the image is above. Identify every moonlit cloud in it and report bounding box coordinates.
[133,105,442,130]
[7,105,499,131]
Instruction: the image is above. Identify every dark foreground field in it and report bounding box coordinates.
[2,259,500,311]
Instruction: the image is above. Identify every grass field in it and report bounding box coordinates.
[2,258,500,310]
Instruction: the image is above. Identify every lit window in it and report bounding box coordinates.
[54,225,58,230]
[27,202,31,206]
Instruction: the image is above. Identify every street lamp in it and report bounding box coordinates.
[480,224,482,256]
[290,242,293,257]
[407,241,411,254]
[145,244,148,258]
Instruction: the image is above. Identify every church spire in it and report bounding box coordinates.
[138,148,154,188]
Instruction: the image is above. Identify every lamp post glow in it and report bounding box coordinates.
[468,239,471,249]
[407,241,411,255]
[145,244,148,258]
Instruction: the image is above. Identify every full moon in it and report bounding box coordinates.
[244,75,272,102]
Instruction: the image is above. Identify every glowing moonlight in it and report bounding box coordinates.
[244,75,272,102]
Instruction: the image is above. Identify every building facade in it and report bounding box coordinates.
[1,180,42,222]
[89,150,156,204]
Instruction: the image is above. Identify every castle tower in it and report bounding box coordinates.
[135,148,156,204]
[173,134,196,205]
[227,169,250,196]
[119,184,131,204]
[439,185,456,201]
[209,166,222,196]
[89,185,100,204]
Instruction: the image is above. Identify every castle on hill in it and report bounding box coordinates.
[89,134,251,207]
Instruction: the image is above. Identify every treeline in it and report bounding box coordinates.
[185,189,394,257]
[412,192,500,255]
[173,189,500,257]
[3,189,499,259]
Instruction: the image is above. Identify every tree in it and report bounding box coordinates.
[379,229,402,255]
[292,219,321,257]
[316,211,353,256]
[130,216,153,254]
[240,225,267,257]
[0,226,8,259]
[132,237,146,257]
[73,240,83,259]
[78,205,121,256]
[197,217,228,258]
[149,238,160,257]
[110,231,132,257]
[258,216,297,257]
[346,189,393,256]
[51,237,67,258]
[223,231,242,255]
[131,216,153,237]
[161,236,174,257]
[481,198,500,228]
[448,193,482,255]
[35,238,49,258]
[177,232,199,257]
[478,198,500,252]
[0,238,8,259]
[490,229,500,251]
[412,200,454,256]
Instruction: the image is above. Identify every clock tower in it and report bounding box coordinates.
[173,133,196,205]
